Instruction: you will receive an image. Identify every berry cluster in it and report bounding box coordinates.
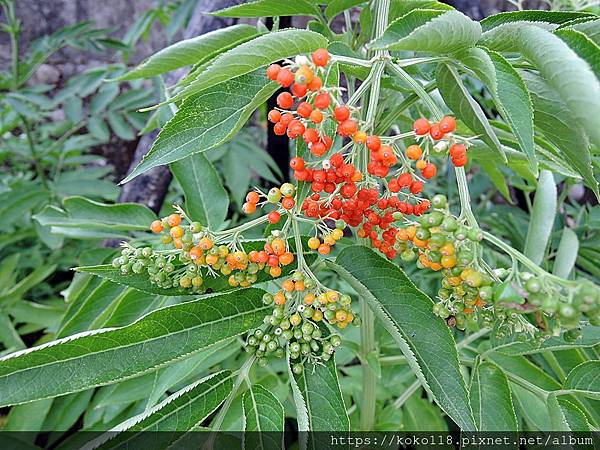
[245,271,358,370]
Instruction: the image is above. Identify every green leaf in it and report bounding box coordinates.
[555,28,600,79]
[116,25,259,81]
[290,357,349,449]
[520,70,598,198]
[212,0,321,18]
[480,24,600,149]
[170,28,327,101]
[107,111,135,141]
[436,63,505,161]
[92,371,233,449]
[524,170,557,265]
[567,19,600,45]
[369,9,481,53]
[564,361,600,400]
[169,29,327,103]
[389,0,452,20]
[470,362,517,431]
[458,48,535,172]
[492,326,600,356]
[480,10,594,32]
[33,196,156,231]
[171,153,228,230]
[243,384,284,450]
[122,70,278,183]
[553,227,579,279]
[329,246,476,431]
[325,0,365,21]
[548,395,591,432]
[0,288,269,407]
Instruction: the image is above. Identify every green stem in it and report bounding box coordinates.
[4,0,19,90]
[455,166,478,228]
[393,379,420,409]
[19,114,48,188]
[386,62,444,121]
[355,0,390,431]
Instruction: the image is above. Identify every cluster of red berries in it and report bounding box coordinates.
[413,117,468,167]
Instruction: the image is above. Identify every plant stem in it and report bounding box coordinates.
[394,379,420,409]
[386,62,444,121]
[455,166,478,228]
[355,0,390,431]
[19,114,48,189]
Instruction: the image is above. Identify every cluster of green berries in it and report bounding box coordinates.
[244,271,359,369]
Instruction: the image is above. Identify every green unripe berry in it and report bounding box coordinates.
[431,194,447,209]
[267,187,282,203]
[292,363,303,374]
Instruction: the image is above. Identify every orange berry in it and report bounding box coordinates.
[266,64,281,80]
[295,65,314,85]
[413,118,431,135]
[268,109,281,123]
[274,291,286,305]
[307,76,322,91]
[271,238,286,256]
[317,243,331,255]
[277,92,293,109]
[429,124,444,140]
[150,220,163,233]
[167,214,182,227]
[415,159,427,170]
[406,144,423,160]
[270,266,282,277]
[294,280,305,291]
[170,225,183,238]
[439,116,456,133]
[173,238,183,249]
[282,279,295,292]
[296,101,313,118]
[366,135,381,152]
[304,293,315,304]
[308,237,320,249]
[421,163,437,179]
[314,92,331,110]
[276,68,294,87]
[281,197,295,210]
[309,109,323,123]
[242,202,257,214]
[291,82,308,98]
[279,252,294,266]
[353,130,367,143]
[199,237,213,250]
[312,48,330,67]
[189,246,203,261]
[246,191,260,204]
[333,106,350,122]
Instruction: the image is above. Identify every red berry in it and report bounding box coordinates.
[413,118,431,135]
[322,135,333,149]
[410,181,424,194]
[449,143,466,158]
[333,106,350,122]
[290,157,305,170]
[280,113,294,127]
[337,119,358,137]
[277,92,294,109]
[281,197,295,210]
[297,102,313,118]
[291,83,307,98]
[276,68,294,87]
[273,122,286,135]
[398,173,413,187]
[340,182,357,199]
[314,92,331,110]
[268,109,281,123]
[307,76,322,91]
[268,211,281,224]
[266,64,281,80]
[452,153,468,167]
[366,135,381,152]
[429,124,444,140]
[439,116,456,133]
[312,48,330,67]
[311,141,326,156]
[303,128,319,144]
[309,109,323,123]
[421,163,437,179]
